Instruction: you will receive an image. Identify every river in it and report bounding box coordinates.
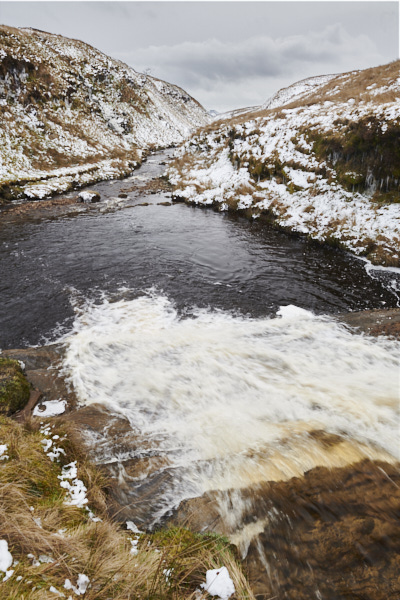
[1,150,400,599]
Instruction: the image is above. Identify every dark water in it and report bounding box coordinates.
[0,150,398,349]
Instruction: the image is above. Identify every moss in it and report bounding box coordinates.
[286,181,304,194]
[0,357,30,415]
[151,526,232,556]
[309,117,400,200]
[372,189,400,204]
[246,152,285,182]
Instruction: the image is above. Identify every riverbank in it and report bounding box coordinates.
[0,157,172,224]
[0,25,210,205]
[167,61,400,268]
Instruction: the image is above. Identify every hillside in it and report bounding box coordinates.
[168,61,400,267]
[0,25,210,202]
[262,73,338,110]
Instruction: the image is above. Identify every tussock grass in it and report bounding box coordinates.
[0,415,255,599]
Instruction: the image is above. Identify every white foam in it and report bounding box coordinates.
[62,294,400,474]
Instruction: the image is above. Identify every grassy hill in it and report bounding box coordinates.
[168,61,400,267]
[0,25,210,203]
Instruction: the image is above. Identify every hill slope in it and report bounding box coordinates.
[168,61,400,267]
[0,25,210,202]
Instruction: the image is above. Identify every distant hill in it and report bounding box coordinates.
[262,73,338,110]
[0,25,210,201]
[168,61,400,267]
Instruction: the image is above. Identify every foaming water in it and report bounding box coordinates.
[62,292,400,518]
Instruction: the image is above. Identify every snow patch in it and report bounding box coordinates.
[0,540,14,582]
[58,462,88,508]
[33,399,67,417]
[64,573,90,596]
[0,444,9,461]
[200,566,235,599]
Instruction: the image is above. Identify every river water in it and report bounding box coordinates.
[0,150,398,349]
[1,151,400,596]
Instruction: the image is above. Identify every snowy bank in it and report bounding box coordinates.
[168,61,400,267]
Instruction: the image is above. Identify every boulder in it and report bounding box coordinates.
[77,190,101,203]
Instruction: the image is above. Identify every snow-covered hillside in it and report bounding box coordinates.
[168,61,400,267]
[215,73,339,122]
[262,73,339,110]
[0,25,210,201]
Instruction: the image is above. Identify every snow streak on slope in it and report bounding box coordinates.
[0,25,210,200]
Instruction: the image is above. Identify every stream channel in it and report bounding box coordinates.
[1,149,400,599]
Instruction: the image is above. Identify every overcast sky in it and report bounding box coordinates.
[0,1,398,112]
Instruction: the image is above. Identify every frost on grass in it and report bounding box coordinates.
[168,61,400,267]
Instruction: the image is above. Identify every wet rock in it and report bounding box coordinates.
[5,345,63,372]
[169,459,400,599]
[171,194,186,203]
[338,307,400,339]
[244,460,400,599]
[170,493,224,534]
[77,190,101,203]
[14,389,41,422]
[118,193,128,198]
[157,202,172,206]
[66,403,175,528]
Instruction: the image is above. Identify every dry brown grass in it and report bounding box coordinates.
[0,416,255,599]
[206,60,400,133]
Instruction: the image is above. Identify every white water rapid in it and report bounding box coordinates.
[62,292,399,512]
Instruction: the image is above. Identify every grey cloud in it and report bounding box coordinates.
[1,2,396,113]
[124,23,381,87]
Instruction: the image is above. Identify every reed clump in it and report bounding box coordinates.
[0,408,255,599]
